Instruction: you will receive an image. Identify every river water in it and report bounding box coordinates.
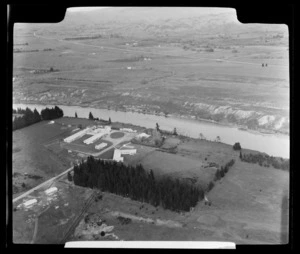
[13,103,290,158]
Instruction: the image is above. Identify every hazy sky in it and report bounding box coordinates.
[67,7,111,13]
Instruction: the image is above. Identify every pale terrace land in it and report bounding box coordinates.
[13,7,289,135]
[13,116,289,244]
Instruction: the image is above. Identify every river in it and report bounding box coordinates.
[13,103,290,159]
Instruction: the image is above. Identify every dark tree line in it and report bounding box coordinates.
[214,159,235,182]
[73,156,204,212]
[13,107,41,130]
[13,106,64,130]
[40,106,63,120]
[240,151,289,170]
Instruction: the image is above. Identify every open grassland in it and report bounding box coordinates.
[13,16,289,134]
[12,121,75,198]
[97,148,115,160]
[125,137,240,189]
[197,160,289,244]
[12,117,113,198]
[70,158,288,243]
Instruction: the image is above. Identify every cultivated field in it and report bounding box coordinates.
[13,7,289,134]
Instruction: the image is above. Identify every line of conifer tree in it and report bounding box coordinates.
[13,106,64,130]
[40,106,63,120]
[239,151,289,170]
[73,156,204,212]
[13,107,41,130]
[214,159,235,181]
[205,159,235,194]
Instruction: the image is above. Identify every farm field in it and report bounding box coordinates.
[12,120,75,198]
[12,175,95,244]
[14,158,288,244]
[13,7,289,134]
[69,158,288,243]
[123,136,262,189]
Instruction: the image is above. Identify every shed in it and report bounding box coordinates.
[45,187,58,195]
[136,133,151,139]
[95,143,108,150]
[24,199,37,208]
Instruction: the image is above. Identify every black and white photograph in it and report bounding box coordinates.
[8,5,292,248]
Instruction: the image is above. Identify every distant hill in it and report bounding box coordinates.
[14,7,287,42]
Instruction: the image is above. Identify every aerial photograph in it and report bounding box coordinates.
[12,7,289,246]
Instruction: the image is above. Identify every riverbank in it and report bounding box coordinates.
[12,102,290,158]
[13,100,289,136]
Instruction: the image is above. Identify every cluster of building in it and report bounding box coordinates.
[64,124,151,161]
[64,126,111,145]
[18,187,58,209]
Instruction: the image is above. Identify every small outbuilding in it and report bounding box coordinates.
[136,133,151,139]
[45,187,58,195]
[24,199,37,208]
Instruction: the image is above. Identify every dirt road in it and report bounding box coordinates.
[13,134,134,203]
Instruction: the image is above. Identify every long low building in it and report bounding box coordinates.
[95,142,108,150]
[119,149,137,155]
[84,132,107,145]
[113,148,137,162]
[64,128,91,143]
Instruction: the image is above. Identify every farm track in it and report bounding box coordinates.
[31,206,51,243]
[59,190,98,244]
[13,133,135,203]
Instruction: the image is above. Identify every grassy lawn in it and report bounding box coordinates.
[98,148,115,159]
[110,132,125,139]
